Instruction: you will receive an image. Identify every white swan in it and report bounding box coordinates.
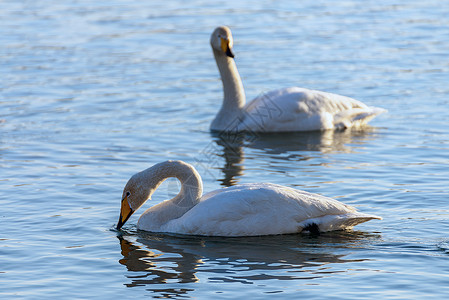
[117,160,381,236]
[210,26,386,132]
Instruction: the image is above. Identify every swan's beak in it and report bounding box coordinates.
[117,195,134,230]
[220,37,235,58]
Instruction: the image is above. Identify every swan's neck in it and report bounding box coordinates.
[137,161,203,228]
[211,49,246,130]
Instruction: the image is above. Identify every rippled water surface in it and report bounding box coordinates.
[1,0,449,298]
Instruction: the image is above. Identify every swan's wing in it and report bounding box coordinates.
[239,87,385,132]
[164,183,379,236]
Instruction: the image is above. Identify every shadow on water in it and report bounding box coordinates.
[194,128,381,186]
[117,230,381,297]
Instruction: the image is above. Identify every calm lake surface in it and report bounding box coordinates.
[1,0,449,298]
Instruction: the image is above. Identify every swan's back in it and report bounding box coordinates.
[162,183,380,236]
[239,87,385,132]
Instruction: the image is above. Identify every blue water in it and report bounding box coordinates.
[1,0,449,298]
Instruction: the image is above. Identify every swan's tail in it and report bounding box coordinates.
[300,212,382,233]
[335,106,387,129]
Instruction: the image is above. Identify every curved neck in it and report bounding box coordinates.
[134,161,204,230]
[213,49,246,116]
[144,161,203,209]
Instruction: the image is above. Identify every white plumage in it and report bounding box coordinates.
[117,160,381,236]
[210,26,386,132]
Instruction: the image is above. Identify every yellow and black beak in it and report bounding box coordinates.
[116,195,134,230]
[220,37,235,58]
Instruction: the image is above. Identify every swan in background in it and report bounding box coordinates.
[210,26,386,132]
[117,160,381,236]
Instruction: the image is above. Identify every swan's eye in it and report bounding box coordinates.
[126,191,131,197]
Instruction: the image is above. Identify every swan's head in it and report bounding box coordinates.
[116,170,156,230]
[210,26,235,58]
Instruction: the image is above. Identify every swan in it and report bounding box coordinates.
[116,160,381,236]
[210,26,386,132]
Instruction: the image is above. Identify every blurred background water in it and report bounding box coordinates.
[1,0,448,298]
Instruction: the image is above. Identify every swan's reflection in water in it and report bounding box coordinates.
[195,128,381,186]
[118,230,381,296]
